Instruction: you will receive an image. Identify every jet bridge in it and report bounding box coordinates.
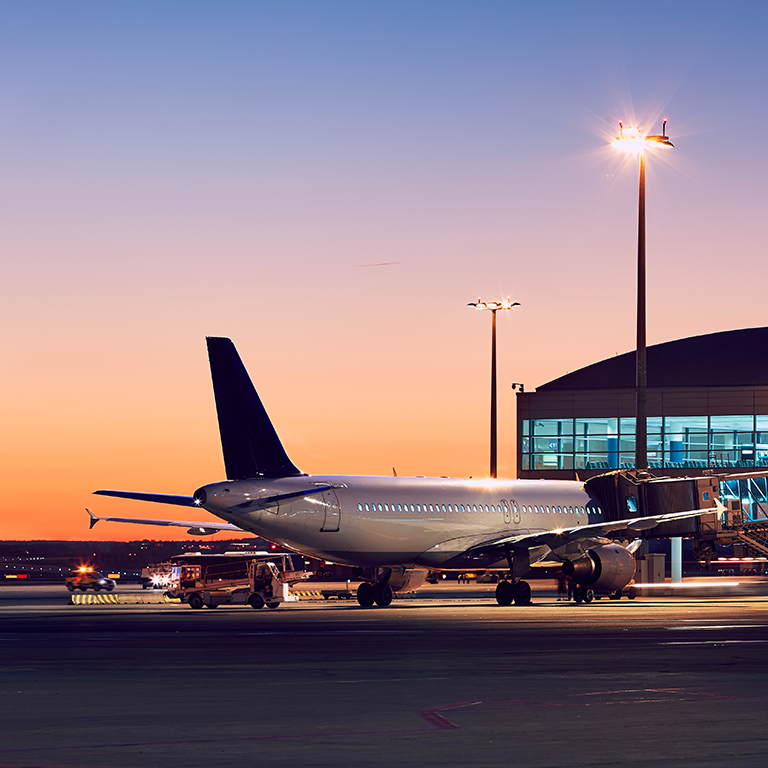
[585,469,768,567]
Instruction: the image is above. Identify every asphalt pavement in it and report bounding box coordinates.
[2,582,768,768]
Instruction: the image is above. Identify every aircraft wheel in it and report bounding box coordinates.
[374,584,393,607]
[574,587,584,604]
[248,594,265,610]
[356,582,375,607]
[266,602,280,609]
[513,580,532,605]
[628,587,637,600]
[575,587,594,604]
[609,590,622,600]
[495,580,514,606]
[188,593,204,610]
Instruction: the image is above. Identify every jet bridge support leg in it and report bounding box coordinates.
[495,546,532,606]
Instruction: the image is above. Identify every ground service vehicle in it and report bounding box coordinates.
[140,563,173,590]
[169,555,308,609]
[65,567,116,592]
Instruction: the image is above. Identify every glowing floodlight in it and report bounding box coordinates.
[613,119,674,154]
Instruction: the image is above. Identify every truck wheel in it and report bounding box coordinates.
[66,583,75,592]
[188,593,204,609]
[266,602,280,609]
[248,594,265,610]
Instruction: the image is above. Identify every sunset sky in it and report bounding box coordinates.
[2,1,767,540]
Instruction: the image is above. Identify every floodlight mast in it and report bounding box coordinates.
[612,119,673,470]
[467,298,520,478]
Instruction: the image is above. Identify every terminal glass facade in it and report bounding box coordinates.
[720,476,768,523]
[521,415,768,472]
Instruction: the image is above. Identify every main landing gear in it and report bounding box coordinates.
[573,586,595,604]
[356,581,393,607]
[495,580,532,606]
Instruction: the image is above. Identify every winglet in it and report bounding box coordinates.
[86,508,99,530]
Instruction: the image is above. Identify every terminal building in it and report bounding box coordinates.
[516,327,768,529]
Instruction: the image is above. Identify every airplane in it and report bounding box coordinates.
[89,337,720,608]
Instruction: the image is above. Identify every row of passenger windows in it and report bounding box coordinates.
[356,502,597,516]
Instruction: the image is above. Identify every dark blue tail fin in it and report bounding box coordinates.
[206,337,302,480]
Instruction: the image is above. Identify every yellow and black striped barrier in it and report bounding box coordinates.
[291,590,324,598]
[68,592,120,605]
[68,592,177,605]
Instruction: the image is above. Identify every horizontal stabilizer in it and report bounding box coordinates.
[234,485,336,510]
[93,490,197,507]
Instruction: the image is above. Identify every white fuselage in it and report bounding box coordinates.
[198,475,601,569]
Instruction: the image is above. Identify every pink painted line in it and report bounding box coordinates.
[417,700,483,730]
[474,688,742,711]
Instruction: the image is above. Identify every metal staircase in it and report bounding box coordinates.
[735,528,768,558]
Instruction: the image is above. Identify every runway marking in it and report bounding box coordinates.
[417,701,482,730]
[469,688,737,712]
[666,624,768,630]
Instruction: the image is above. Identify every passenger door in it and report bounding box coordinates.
[320,490,341,532]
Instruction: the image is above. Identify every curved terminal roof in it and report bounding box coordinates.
[538,327,768,391]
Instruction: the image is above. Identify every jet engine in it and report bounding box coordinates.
[387,568,429,594]
[561,544,636,593]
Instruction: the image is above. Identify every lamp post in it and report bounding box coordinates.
[468,298,520,478]
[612,120,673,470]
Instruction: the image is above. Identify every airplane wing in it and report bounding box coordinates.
[469,500,725,554]
[86,508,244,536]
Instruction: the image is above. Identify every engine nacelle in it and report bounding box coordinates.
[561,544,636,593]
[387,568,429,594]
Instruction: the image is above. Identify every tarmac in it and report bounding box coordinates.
[2,580,768,768]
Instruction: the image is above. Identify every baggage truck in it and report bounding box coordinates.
[169,555,308,610]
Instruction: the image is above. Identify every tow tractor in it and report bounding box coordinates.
[168,555,310,610]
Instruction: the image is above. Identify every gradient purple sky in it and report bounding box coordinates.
[2,1,766,539]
